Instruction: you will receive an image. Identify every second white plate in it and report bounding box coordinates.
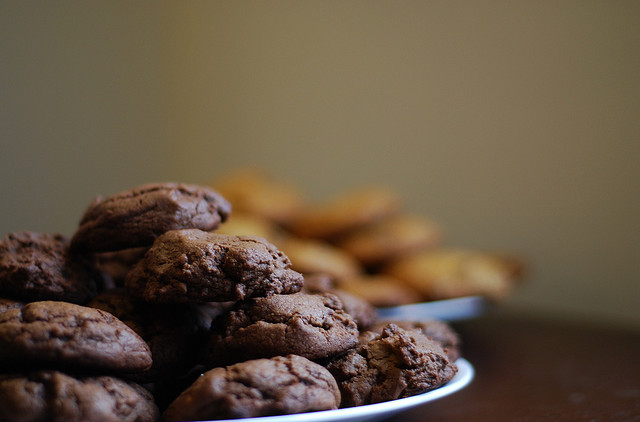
[376,296,487,322]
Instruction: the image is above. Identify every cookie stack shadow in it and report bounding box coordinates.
[1,182,462,422]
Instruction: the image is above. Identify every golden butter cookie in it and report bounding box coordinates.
[382,249,520,301]
[214,212,283,244]
[213,168,305,225]
[336,214,442,267]
[278,237,363,281]
[288,186,401,240]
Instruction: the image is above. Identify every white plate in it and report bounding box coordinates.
[205,358,474,422]
[376,296,487,322]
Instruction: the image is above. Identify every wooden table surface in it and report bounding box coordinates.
[386,310,640,421]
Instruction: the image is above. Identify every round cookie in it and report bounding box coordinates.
[214,212,283,244]
[0,232,98,304]
[125,229,304,303]
[208,292,359,366]
[288,186,401,240]
[382,249,519,301]
[0,301,152,372]
[366,319,461,362]
[279,237,363,281]
[212,168,306,225]
[0,371,158,422]
[71,182,231,253]
[336,214,442,267]
[326,323,458,407]
[163,355,340,421]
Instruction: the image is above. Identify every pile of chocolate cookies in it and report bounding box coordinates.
[0,182,460,421]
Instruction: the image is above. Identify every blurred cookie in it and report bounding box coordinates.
[326,323,457,407]
[213,168,305,225]
[214,212,282,243]
[279,237,363,281]
[0,301,152,372]
[0,371,158,422]
[71,183,231,253]
[208,292,359,366]
[163,355,340,421]
[383,249,519,301]
[336,214,442,267]
[367,319,461,361]
[288,186,401,240]
[0,232,98,304]
[335,274,423,307]
[125,229,303,303]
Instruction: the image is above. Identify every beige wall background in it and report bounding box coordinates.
[2,1,639,325]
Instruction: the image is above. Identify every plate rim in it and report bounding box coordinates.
[375,296,488,321]
[202,358,474,422]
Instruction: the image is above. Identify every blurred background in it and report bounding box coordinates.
[1,1,638,325]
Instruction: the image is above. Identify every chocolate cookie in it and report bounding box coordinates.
[163,355,340,421]
[366,319,461,362]
[302,274,376,330]
[0,232,98,304]
[0,371,158,422]
[331,289,377,331]
[0,301,152,372]
[326,323,457,407]
[71,183,231,253]
[208,292,359,366]
[125,229,303,303]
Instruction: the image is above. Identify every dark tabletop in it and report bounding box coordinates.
[387,309,640,422]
